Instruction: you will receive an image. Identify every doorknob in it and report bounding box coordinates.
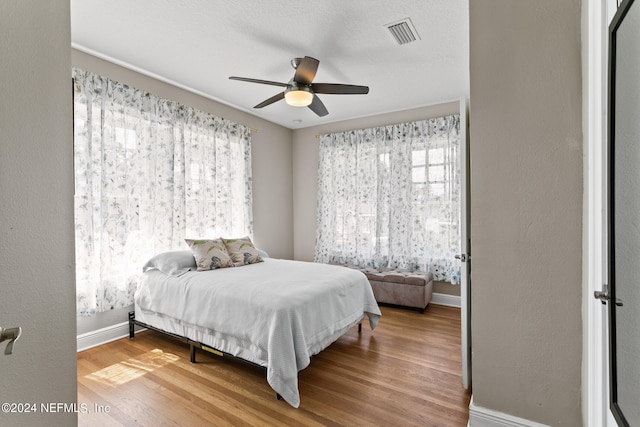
[594,290,609,304]
[594,285,609,305]
[455,254,469,262]
[594,285,624,306]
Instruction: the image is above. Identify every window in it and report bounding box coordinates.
[73,68,253,315]
[315,116,461,284]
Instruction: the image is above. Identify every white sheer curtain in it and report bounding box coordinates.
[73,68,253,316]
[315,116,461,284]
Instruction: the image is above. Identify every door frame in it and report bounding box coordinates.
[459,96,471,390]
[584,0,621,425]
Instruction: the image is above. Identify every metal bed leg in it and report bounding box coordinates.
[358,322,362,333]
[128,311,135,339]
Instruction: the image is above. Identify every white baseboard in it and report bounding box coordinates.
[431,292,461,308]
[468,397,550,427]
[77,321,145,352]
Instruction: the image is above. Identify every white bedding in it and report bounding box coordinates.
[134,258,381,407]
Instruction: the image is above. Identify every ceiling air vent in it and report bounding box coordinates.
[384,18,421,46]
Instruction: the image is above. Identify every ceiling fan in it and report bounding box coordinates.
[229,56,369,117]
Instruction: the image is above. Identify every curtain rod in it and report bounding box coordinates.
[313,113,460,139]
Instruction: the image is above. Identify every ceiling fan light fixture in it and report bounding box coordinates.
[284,88,313,107]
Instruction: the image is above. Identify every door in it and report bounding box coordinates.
[459,96,472,390]
[598,0,640,424]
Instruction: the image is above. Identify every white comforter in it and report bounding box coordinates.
[135,258,381,407]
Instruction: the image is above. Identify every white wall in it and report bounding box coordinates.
[73,49,294,335]
[0,1,77,426]
[469,0,583,425]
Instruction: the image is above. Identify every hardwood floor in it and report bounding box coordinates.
[77,304,471,426]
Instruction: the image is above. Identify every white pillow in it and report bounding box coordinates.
[142,251,196,276]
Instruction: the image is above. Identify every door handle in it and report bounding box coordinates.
[594,285,623,306]
[0,326,22,355]
[594,289,609,304]
[455,254,470,262]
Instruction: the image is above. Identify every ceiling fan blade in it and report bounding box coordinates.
[311,83,369,95]
[254,92,285,108]
[293,56,320,85]
[308,95,329,117]
[229,76,288,87]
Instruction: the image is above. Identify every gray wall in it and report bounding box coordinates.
[469,1,583,425]
[73,49,294,334]
[0,1,77,426]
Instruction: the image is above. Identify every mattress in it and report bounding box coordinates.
[134,258,381,407]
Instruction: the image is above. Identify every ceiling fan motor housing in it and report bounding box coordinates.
[285,80,311,94]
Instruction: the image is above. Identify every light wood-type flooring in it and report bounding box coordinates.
[77,304,471,426]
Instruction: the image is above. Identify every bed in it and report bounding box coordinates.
[129,252,381,408]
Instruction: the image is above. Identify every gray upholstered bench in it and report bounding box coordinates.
[338,265,433,312]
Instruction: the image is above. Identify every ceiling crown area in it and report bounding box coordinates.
[71,0,469,129]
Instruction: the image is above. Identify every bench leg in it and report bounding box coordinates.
[190,343,197,363]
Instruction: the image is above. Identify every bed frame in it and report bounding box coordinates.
[128,311,362,401]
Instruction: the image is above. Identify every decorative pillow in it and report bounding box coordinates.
[184,238,235,271]
[142,250,197,276]
[222,236,263,266]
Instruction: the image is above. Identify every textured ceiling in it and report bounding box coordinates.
[71,0,469,129]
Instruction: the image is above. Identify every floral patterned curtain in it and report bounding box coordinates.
[315,116,461,284]
[73,68,253,316]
